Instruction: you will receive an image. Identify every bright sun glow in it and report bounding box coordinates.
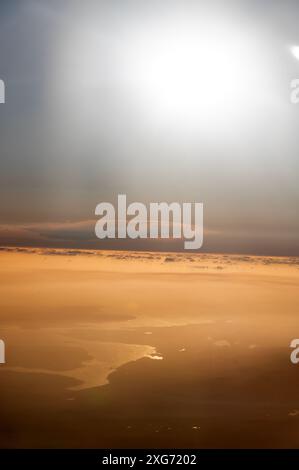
[124,16,265,133]
[54,11,267,137]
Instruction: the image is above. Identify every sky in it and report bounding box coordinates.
[0,0,299,255]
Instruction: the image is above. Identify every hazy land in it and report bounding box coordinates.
[0,248,299,448]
